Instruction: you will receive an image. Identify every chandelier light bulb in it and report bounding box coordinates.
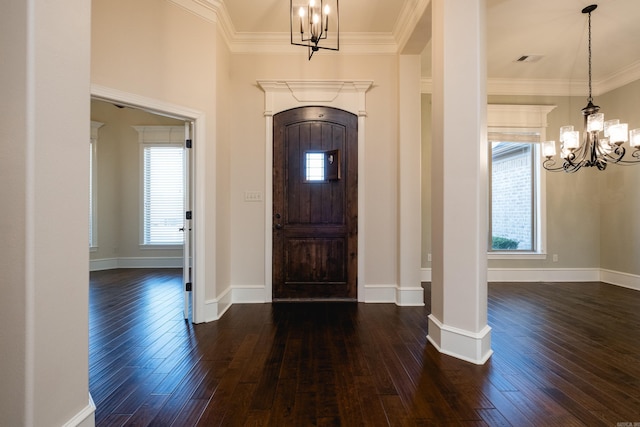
[542,141,557,158]
[291,0,339,59]
[630,129,640,148]
[608,123,629,145]
[564,131,580,150]
[587,113,604,132]
[604,119,619,137]
[559,125,574,143]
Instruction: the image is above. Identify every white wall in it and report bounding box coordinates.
[0,0,92,425]
[229,53,401,293]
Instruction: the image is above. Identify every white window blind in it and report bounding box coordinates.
[143,145,184,245]
[89,140,95,247]
[89,121,102,249]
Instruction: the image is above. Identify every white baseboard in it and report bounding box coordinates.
[421,267,602,283]
[395,286,425,306]
[427,315,493,365]
[62,394,95,427]
[226,283,424,305]
[363,284,397,303]
[204,287,232,322]
[90,257,182,271]
[232,285,268,303]
[89,258,118,271]
[600,269,640,291]
[488,267,601,282]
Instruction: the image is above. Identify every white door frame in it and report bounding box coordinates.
[257,80,372,302]
[91,84,207,323]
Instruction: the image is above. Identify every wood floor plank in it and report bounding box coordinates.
[90,269,640,426]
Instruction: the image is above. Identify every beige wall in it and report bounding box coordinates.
[598,79,640,276]
[421,88,640,276]
[90,99,185,262]
[228,53,401,289]
[216,34,233,296]
[1,1,28,422]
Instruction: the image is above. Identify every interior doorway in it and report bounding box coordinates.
[89,95,198,321]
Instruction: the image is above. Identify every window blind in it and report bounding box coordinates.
[89,141,94,247]
[143,145,184,245]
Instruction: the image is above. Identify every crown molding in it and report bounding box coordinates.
[168,0,398,55]
[421,77,586,97]
[168,0,640,94]
[167,0,235,45]
[231,32,397,55]
[421,72,640,97]
[394,0,432,53]
[597,60,640,96]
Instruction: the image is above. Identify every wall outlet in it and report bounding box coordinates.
[428,253,432,262]
[552,254,558,262]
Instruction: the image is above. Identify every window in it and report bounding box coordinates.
[304,149,340,182]
[142,145,184,245]
[486,105,555,258]
[305,152,326,181]
[89,121,102,250]
[489,138,538,252]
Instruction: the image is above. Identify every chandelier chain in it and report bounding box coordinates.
[587,10,593,103]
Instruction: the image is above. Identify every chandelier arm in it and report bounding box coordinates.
[608,150,640,165]
[564,152,584,172]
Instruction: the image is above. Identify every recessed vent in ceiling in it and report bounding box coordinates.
[515,55,543,63]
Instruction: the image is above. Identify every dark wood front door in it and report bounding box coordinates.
[273,106,358,300]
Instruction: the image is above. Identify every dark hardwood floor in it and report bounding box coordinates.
[90,269,640,426]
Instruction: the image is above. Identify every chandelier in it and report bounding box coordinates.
[542,4,640,172]
[290,0,339,60]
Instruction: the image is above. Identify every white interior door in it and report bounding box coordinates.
[183,121,193,320]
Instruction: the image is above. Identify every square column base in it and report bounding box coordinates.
[427,314,493,365]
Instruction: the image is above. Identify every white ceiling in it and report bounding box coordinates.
[213,0,640,95]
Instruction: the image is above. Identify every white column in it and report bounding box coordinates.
[0,0,94,425]
[397,55,424,306]
[428,0,492,364]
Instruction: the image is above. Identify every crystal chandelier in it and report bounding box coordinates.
[290,0,339,60]
[542,4,640,172]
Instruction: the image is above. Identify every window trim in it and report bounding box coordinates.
[89,121,103,251]
[486,105,556,260]
[134,126,185,249]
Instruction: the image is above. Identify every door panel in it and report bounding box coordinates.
[273,106,357,300]
[183,121,193,320]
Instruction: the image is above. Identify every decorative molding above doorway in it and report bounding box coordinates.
[257,80,372,118]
